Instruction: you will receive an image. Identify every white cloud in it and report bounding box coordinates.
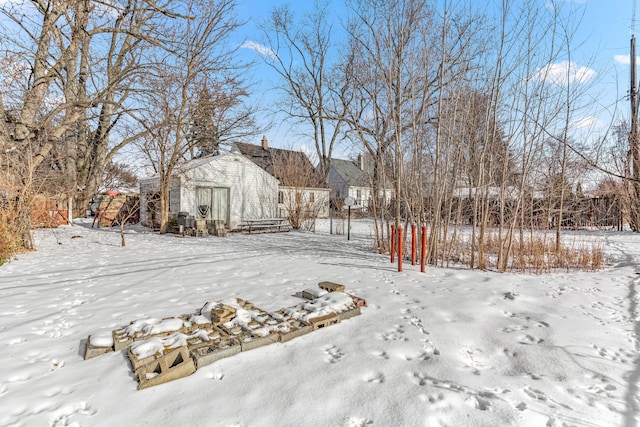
[613,54,640,65]
[533,61,596,86]
[572,116,603,129]
[240,41,276,59]
[615,55,630,65]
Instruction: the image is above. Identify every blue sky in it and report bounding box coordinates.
[233,0,638,157]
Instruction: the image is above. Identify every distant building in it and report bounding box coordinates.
[328,156,393,212]
[232,137,330,219]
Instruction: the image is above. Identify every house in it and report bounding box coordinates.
[328,156,393,212]
[232,137,330,220]
[139,152,279,231]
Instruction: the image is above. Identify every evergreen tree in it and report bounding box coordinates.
[189,86,220,158]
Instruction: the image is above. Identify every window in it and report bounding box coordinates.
[309,192,315,203]
[356,189,362,204]
[278,190,284,204]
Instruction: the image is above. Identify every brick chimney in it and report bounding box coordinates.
[261,135,268,149]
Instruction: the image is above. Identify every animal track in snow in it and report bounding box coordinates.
[500,325,528,334]
[344,416,373,427]
[371,350,389,359]
[523,386,547,401]
[377,325,406,341]
[362,372,385,383]
[31,316,74,339]
[407,316,430,335]
[465,394,492,411]
[522,386,573,410]
[591,344,633,363]
[207,370,224,381]
[324,345,346,364]
[517,334,544,345]
[502,348,518,358]
[412,372,430,386]
[49,401,96,427]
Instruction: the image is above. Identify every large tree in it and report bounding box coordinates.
[137,0,255,234]
[0,0,176,216]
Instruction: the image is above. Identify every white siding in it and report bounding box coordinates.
[278,187,331,219]
[139,153,278,230]
[183,153,278,229]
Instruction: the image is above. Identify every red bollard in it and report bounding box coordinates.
[411,224,417,265]
[390,224,395,263]
[398,227,403,272]
[421,225,427,273]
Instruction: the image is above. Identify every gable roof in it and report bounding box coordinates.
[139,152,264,181]
[234,142,324,187]
[329,158,370,187]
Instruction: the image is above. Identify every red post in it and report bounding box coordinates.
[397,227,403,272]
[411,224,417,265]
[421,226,427,273]
[390,225,395,263]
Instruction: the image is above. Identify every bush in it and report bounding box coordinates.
[0,196,33,264]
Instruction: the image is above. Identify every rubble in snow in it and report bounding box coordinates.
[84,282,366,389]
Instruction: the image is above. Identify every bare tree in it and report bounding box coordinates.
[260,0,347,182]
[271,149,326,229]
[343,0,479,254]
[137,0,253,233]
[0,0,176,217]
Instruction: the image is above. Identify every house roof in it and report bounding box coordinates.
[139,152,256,182]
[329,158,370,187]
[234,142,325,188]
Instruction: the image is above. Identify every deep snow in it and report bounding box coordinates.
[0,219,638,427]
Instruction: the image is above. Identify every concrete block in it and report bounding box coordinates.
[112,328,133,351]
[128,348,161,371]
[279,323,313,342]
[135,346,196,390]
[84,336,114,360]
[240,333,279,352]
[318,281,345,293]
[191,339,241,368]
[309,312,340,330]
[338,306,361,321]
[350,295,367,307]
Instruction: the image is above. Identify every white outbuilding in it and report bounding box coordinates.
[139,152,279,230]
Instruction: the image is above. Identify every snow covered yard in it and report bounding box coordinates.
[0,220,638,427]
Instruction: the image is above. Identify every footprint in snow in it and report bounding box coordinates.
[517,334,544,345]
[362,372,385,383]
[371,350,389,359]
[500,325,528,333]
[344,416,373,427]
[324,345,346,364]
[207,370,224,381]
[49,401,97,426]
[465,394,492,411]
[503,292,518,300]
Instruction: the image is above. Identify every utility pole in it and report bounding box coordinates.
[630,35,640,231]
